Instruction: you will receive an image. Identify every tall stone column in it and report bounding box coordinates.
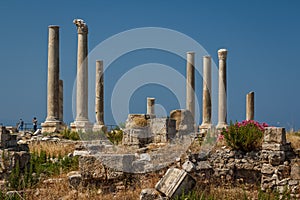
[147,97,155,117]
[246,91,254,120]
[46,25,60,122]
[71,19,91,132]
[75,19,88,122]
[42,25,62,133]
[200,55,212,129]
[59,80,63,122]
[216,49,228,129]
[95,60,104,125]
[186,52,195,122]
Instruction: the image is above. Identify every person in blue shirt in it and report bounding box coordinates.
[32,117,37,132]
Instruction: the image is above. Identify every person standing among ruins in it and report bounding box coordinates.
[18,118,24,131]
[32,117,38,132]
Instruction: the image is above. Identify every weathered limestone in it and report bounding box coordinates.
[155,168,196,198]
[122,114,176,146]
[59,79,63,122]
[263,127,286,145]
[170,109,194,135]
[260,127,299,197]
[146,97,155,118]
[71,19,92,132]
[0,126,17,148]
[122,114,151,147]
[42,25,64,133]
[93,60,106,132]
[200,55,212,129]
[216,49,228,129]
[150,118,176,143]
[186,52,195,123]
[140,188,164,200]
[246,91,254,120]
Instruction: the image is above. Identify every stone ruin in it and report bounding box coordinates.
[138,127,300,199]
[0,126,30,186]
[122,114,177,147]
[10,19,298,198]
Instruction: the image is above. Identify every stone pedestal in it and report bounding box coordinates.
[186,52,195,123]
[246,91,254,120]
[71,19,91,131]
[200,55,212,130]
[42,25,64,133]
[92,124,107,133]
[70,121,93,133]
[216,49,228,129]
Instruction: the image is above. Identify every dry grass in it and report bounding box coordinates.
[132,117,148,127]
[12,132,299,199]
[28,141,76,157]
[20,172,161,200]
[286,132,300,149]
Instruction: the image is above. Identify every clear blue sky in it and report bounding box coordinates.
[0,0,299,130]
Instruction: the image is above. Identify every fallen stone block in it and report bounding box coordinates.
[155,168,196,198]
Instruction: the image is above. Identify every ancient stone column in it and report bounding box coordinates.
[74,19,89,123]
[59,80,63,122]
[42,25,63,133]
[147,97,155,117]
[200,56,212,129]
[45,25,60,122]
[71,19,91,132]
[95,60,104,125]
[246,91,254,120]
[186,52,195,122]
[216,49,228,129]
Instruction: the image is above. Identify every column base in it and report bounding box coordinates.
[216,122,228,130]
[41,121,66,133]
[93,124,107,133]
[199,123,213,132]
[70,121,93,132]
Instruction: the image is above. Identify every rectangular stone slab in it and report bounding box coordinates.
[155,168,195,198]
[263,127,286,145]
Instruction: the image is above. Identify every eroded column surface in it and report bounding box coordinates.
[59,79,63,122]
[74,19,89,122]
[246,91,254,121]
[147,97,155,117]
[186,52,195,122]
[217,49,228,129]
[200,55,212,128]
[95,60,104,125]
[42,25,64,133]
[46,25,60,122]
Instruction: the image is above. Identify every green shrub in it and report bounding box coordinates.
[106,129,123,145]
[221,120,268,152]
[61,128,80,140]
[8,150,79,190]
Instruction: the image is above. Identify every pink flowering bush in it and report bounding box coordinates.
[221,120,269,152]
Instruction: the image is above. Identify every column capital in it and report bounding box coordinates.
[73,19,88,34]
[218,49,228,60]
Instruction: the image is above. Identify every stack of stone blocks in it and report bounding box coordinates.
[122,114,176,147]
[261,127,299,197]
[150,118,176,143]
